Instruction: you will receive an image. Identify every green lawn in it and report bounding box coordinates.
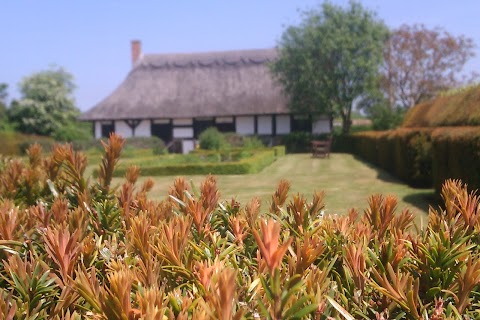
[109,153,434,225]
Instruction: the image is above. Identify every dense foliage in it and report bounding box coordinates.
[280,132,331,154]
[271,1,388,134]
[199,128,265,151]
[357,92,405,131]
[431,127,480,192]
[1,134,480,319]
[7,66,90,141]
[199,127,228,151]
[381,24,476,109]
[403,84,480,128]
[350,83,480,193]
[347,129,434,188]
[0,83,9,131]
[347,126,480,193]
[0,131,55,156]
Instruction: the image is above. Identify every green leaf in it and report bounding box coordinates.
[283,295,310,318]
[256,298,273,320]
[287,302,318,319]
[260,276,274,301]
[325,295,355,320]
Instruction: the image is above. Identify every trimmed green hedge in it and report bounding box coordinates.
[348,127,480,192]
[431,127,480,192]
[0,132,56,155]
[190,148,253,162]
[281,132,331,153]
[109,148,283,177]
[349,129,433,187]
[272,145,286,157]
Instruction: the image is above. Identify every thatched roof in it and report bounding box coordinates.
[80,48,289,121]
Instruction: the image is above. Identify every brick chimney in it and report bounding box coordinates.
[131,40,142,66]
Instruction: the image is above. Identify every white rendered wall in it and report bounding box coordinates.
[173,127,194,138]
[115,121,132,138]
[94,122,102,139]
[276,115,291,134]
[257,116,272,135]
[312,119,330,134]
[182,140,195,154]
[134,120,151,137]
[236,116,255,135]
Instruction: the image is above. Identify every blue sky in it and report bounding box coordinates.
[2,1,479,111]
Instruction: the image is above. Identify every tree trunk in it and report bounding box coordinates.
[341,114,352,134]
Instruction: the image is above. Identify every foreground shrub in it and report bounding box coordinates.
[2,134,480,318]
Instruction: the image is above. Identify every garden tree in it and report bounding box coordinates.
[381,24,476,109]
[271,1,388,134]
[357,89,404,130]
[0,83,7,103]
[0,83,9,130]
[8,66,90,140]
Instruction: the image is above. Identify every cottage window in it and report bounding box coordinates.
[215,117,235,133]
[101,122,115,138]
[194,118,215,138]
[151,120,172,143]
[291,114,312,133]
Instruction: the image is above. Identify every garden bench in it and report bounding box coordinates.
[311,138,332,158]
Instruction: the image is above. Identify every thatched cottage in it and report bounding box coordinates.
[80,41,330,153]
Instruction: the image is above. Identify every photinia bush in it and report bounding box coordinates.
[0,133,479,319]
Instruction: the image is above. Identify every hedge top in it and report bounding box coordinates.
[403,84,480,127]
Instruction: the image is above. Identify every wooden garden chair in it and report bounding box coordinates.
[311,137,332,158]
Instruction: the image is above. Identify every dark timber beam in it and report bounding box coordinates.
[272,114,276,136]
[125,119,141,137]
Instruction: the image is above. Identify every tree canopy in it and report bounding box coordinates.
[0,83,7,117]
[381,24,476,109]
[271,1,388,134]
[0,83,10,130]
[8,66,83,139]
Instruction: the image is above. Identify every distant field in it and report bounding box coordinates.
[108,153,434,225]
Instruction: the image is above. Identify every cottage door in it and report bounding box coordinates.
[151,121,173,143]
[193,118,215,138]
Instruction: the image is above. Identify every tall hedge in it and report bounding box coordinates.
[348,84,480,192]
[350,129,433,187]
[431,127,480,192]
[348,127,480,193]
[403,84,480,127]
